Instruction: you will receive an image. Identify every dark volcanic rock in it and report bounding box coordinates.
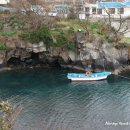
[0,32,128,73]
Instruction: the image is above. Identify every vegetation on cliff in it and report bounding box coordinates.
[0,101,21,130]
[0,11,129,53]
[0,0,129,55]
[0,42,7,50]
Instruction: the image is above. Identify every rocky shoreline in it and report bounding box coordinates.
[0,63,130,75]
[0,58,128,75]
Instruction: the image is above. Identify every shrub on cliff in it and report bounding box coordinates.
[0,31,16,37]
[56,32,75,50]
[55,30,68,46]
[21,25,53,47]
[51,28,76,50]
[31,25,53,47]
[0,101,21,130]
[0,42,7,50]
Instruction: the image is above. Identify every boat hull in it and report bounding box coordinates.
[69,76,107,81]
[67,72,111,82]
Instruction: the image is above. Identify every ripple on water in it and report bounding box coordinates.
[0,69,130,130]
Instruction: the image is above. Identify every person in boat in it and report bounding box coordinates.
[85,71,92,76]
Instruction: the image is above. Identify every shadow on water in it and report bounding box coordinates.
[0,68,130,130]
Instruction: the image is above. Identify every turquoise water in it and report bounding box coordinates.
[0,69,130,130]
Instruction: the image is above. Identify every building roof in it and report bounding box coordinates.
[124,1,130,6]
[0,0,10,5]
[97,1,130,8]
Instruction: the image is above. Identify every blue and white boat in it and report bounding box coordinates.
[67,72,111,81]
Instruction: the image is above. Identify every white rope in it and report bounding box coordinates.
[114,74,130,80]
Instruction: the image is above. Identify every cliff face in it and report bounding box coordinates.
[0,32,128,73]
[75,32,128,72]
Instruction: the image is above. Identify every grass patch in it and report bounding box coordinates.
[115,42,128,49]
[0,42,6,50]
[21,25,53,48]
[50,28,76,50]
[121,37,130,43]
[56,20,83,32]
[0,31,16,37]
[67,42,76,50]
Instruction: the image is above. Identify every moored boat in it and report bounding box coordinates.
[67,72,111,81]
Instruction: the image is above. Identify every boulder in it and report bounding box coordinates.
[68,51,76,62]
[0,51,6,64]
[32,42,46,53]
[5,39,16,49]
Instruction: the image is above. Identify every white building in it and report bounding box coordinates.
[0,0,10,5]
[31,5,46,16]
[80,1,130,19]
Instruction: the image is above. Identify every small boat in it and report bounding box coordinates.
[67,71,111,81]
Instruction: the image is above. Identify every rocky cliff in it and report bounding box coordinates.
[0,32,129,73]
